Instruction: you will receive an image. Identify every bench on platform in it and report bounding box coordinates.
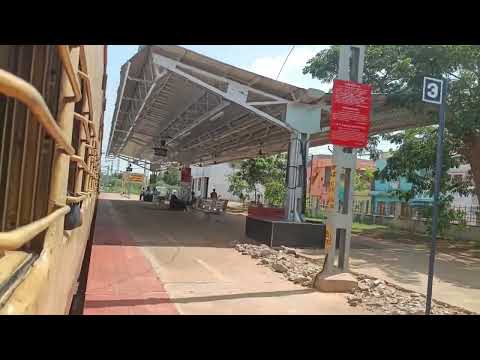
[195,199,228,215]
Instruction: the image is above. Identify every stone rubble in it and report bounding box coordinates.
[234,242,475,315]
[235,243,321,287]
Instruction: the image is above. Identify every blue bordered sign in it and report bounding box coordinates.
[422,77,443,105]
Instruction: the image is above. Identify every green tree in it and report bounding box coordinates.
[228,154,288,205]
[163,166,180,186]
[303,45,480,198]
[237,158,264,200]
[149,172,157,185]
[354,168,374,192]
[227,172,251,203]
[304,45,479,233]
[378,128,471,199]
[264,180,286,207]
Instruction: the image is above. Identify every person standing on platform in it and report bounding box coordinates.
[210,188,218,200]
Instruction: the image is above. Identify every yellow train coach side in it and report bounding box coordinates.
[0,45,107,314]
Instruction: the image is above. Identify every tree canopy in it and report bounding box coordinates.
[162,166,180,186]
[227,154,287,206]
[354,168,374,192]
[303,45,480,202]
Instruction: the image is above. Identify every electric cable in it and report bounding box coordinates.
[276,45,295,80]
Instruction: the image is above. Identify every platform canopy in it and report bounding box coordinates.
[107,46,436,166]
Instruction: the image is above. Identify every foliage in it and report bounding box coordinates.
[303,45,480,234]
[421,202,467,237]
[303,45,480,201]
[264,180,286,207]
[354,168,374,192]
[162,166,180,186]
[377,128,472,235]
[378,128,472,197]
[101,177,123,193]
[100,176,143,195]
[305,211,328,221]
[227,154,288,205]
[227,173,251,202]
[149,173,157,185]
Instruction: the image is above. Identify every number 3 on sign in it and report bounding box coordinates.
[427,82,439,99]
[423,77,443,105]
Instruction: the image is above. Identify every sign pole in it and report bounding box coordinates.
[425,79,447,315]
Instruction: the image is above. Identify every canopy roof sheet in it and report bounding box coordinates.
[107,45,436,166]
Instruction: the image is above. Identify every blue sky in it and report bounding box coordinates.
[102,45,391,173]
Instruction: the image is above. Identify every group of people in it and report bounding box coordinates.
[188,189,217,205]
[139,186,158,201]
[139,186,219,211]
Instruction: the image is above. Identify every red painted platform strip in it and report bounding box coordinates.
[83,200,178,315]
[248,206,285,221]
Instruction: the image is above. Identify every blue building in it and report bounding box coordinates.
[370,158,413,216]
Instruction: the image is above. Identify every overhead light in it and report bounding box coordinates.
[153,145,167,157]
[209,111,224,122]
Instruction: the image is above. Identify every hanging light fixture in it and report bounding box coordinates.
[153,139,168,157]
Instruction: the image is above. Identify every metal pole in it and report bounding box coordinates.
[425,80,447,315]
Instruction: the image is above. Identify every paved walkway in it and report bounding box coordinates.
[84,193,365,315]
[83,194,177,315]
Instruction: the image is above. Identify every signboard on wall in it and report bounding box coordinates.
[329,79,372,148]
[325,224,333,249]
[181,167,192,183]
[327,166,336,209]
[127,173,145,183]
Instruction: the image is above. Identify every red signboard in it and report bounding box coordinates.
[329,79,372,148]
[181,167,192,183]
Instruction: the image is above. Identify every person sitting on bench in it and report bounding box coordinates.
[169,191,186,210]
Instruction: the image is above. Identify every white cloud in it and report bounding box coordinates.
[248,45,330,91]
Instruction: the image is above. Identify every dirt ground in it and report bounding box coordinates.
[295,234,480,313]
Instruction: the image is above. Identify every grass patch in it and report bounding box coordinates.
[305,217,325,223]
[352,223,388,233]
[352,223,429,242]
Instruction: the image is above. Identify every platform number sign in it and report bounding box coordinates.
[422,77,444,105]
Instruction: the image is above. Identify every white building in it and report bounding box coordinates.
[190,162,264,201]
[448,164,479,207]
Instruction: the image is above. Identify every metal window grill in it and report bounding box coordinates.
[0,45,100,251]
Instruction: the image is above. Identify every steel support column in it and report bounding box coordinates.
[285,131,308,223]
